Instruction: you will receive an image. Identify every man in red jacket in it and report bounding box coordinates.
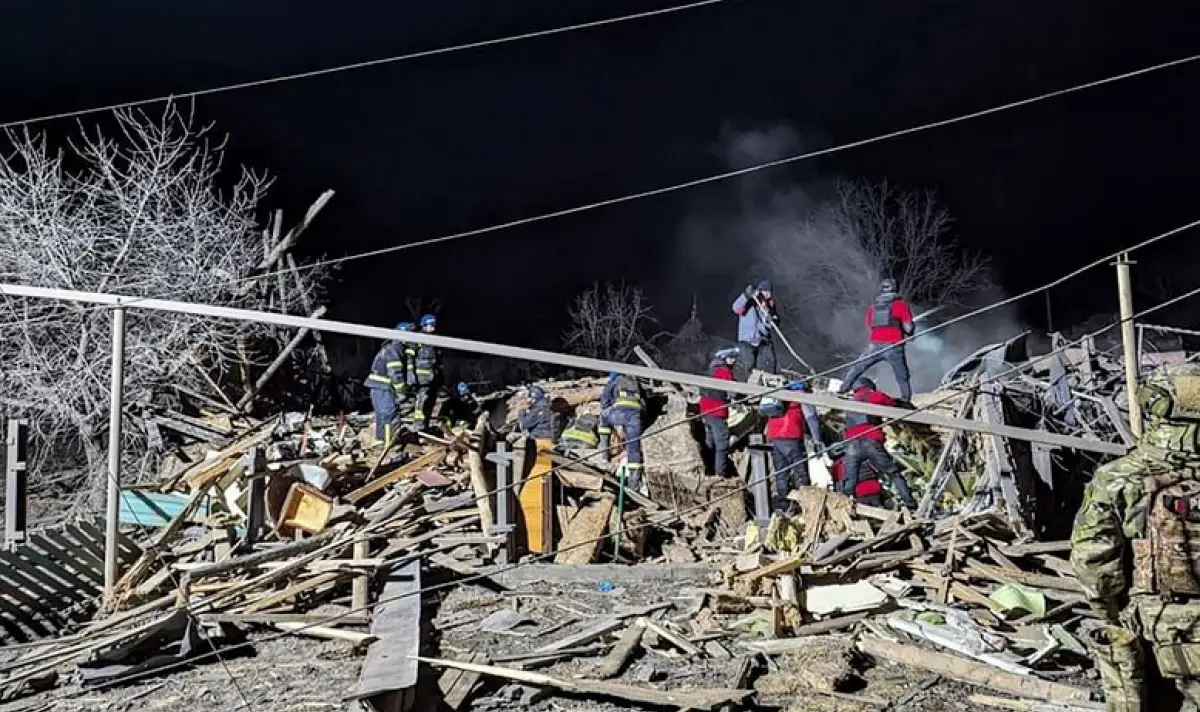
[699,347,739,478]
[839,278,915,400]
[765,380,824,511]
[828,443,884,507]
[841,377,918,509]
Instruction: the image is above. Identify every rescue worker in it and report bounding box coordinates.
[765,380,825,511]
[1071,363,1200,711]
[699,347,739,478]
[399,321,418,412]
[411,314,442,431]
[559,413,600,450]
[828,442,884,507]
[731,280,779,377]
[364,322,411,449]
[839,278,915,400]
[842,377,917,509]
[442,382,480,428]
[599,371,645,489]
[517,385,557,441]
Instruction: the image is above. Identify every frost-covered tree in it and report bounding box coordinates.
[0,102,330,507]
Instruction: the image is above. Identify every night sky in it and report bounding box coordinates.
[3,1,1199,350]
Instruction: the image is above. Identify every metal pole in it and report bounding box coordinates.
[749,434,771,530]
[5,419,29,550]
[1115,254,1142,437]
[1045,290,1054,333]
[104,307,127,602]
[0,281,1126,455]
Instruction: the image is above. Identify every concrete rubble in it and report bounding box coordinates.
[0,329,1164,711]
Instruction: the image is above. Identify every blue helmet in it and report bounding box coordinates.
[420,314,437,329]
[528,385,547,402]
[456,382,471,397]
[395,321,415,332]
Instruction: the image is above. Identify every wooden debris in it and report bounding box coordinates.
[417,656,755,711]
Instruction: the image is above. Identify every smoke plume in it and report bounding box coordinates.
[676,123,1024,394]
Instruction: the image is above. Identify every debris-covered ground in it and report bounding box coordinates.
[0,330,1150,711]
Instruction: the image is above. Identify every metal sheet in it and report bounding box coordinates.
[351,559,421,701]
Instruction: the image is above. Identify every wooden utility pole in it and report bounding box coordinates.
[104,307,127,603]
[1115,253,1142,437]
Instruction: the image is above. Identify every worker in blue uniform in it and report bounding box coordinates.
[411,314,442,431]
[598,371,645,490]
[365,322,411,449]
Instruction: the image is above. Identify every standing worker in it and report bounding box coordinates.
[842,377,917,509]
[764,380,824,511]
[732,280,779,377]
[839,278,915,400]
[598,371,645,490]
[699,347,739,478]
[827,442,884,506]
[411,314,443,431]
[1071,363,1200,711]
[365,322,412,449]
[399,321,418,414]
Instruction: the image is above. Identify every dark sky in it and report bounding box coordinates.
[3,1,1199,350]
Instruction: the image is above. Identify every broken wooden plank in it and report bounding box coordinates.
[438,651,487,711]
[857,636,1093,704]
[417,656,755,711]
[594,621,645,679]
[345,448,447,505]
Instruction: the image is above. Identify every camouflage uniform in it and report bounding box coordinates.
[1071,363,1200,711]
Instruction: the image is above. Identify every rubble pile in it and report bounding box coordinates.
[0,331,1151,711]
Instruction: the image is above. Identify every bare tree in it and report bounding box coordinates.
[751,179,988,365]
[0,102,329,507]
[562,281,657,362]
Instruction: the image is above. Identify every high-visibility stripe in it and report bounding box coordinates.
[415,368,433,375]
[598,426,612,434]
[625,462,643,469]
[562,429,598,446]
[615,398,641,409]
[367,373,392,384]
[386,360,404,368]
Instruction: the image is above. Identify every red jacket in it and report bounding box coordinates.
[831,458,883,498]
[844,386,894,442]
[766,401,804,441]
[865,298,914,344]
[699,365,735,418]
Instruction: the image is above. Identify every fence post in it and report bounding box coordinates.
[4,418,29,550]
[104,307,127,603]
[749,434,772,531]
[492,441,516,565]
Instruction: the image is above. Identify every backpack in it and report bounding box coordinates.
[613,373,639,394]
[870,294,898,329]
[1133,476,1200,596]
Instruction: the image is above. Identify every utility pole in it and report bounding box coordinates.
[1115,253,1142,437]
[104,307,127,603]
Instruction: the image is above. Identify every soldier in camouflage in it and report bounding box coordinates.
[1071,362,1200,711]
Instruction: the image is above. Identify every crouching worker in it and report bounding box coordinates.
[559,413,600,451]
[517,385,557,441]
[599,371,645,490]
[842,377,917,509]
[365,322,411,450]
[699,347,739,478]
[828,442,884,507]
[763,380,824,512]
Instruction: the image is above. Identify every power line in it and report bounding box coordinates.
[0,0,735,131]
[206,53,1200,276]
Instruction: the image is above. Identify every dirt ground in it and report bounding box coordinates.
[0,575,1100,712]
